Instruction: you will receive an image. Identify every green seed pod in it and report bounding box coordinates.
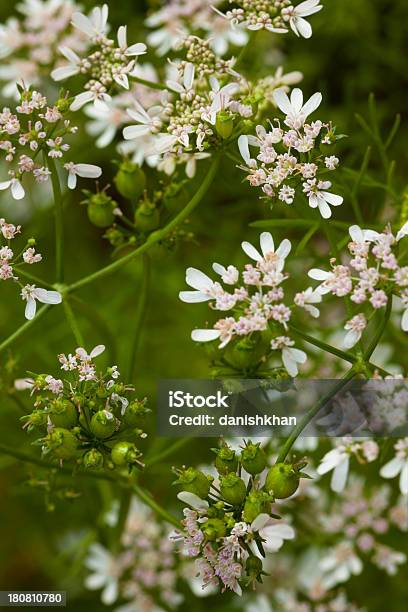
[123,399,150,427]
[213,445,238,475]
[49,399,78,429]
[220,473,247,505]
[111,441,140,466]
[85,192,116,228]
[90,410,116,438]
[202,518,226,541]
[114,160,146,200]
[242,490,271,523]
[241,442,267,475]
[46,428,78,460]
[265,463,300,499]
[83,449,104,469]
[134,200,160,231]
[175,467,212,499]
[215,111,234,139]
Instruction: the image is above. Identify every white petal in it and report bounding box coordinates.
[24,297,36,320]
[117,25,127,49]
[401,309,408,332]
[75,163,102,178]
[238,134,251,164]
[70,91,94,111]
[123,124,150,140]
[301,92,322,117]
[185,267,214,292]
[101,580,118,606]
[321,191,343,206]
[11,179,25,200]
[343,329,360,349]
[331,456,349,492]
[276,238,292,259]
[177,491,209,509]
[0,180,11,190]
[90,344,105,358]
[71,12,94,36]
[67,172,77,189]
[290,88,303,112]
[251,513,270,531]
[35,289,62,305]
[126,43,147,56]
[183,63,195,89]
[308,268,330,280]
[51,65,79,81]
[282,348,298,377]
[191,329,220,343]
[241,241,262,262]
[179,291,211,303]
[212,263,227,276]
[380,457,404,479]
[260,232,275,257]
[400,461,408,495]
[349,225,363,243]
[317,197,332,219]
[293,16,312,39]
[396,221,408,241]
[272,88,292,115]
[85,574,106,590]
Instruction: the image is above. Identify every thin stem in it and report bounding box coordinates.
[132,484,180,528]
[63,299,85,346]
[276,369,357,463]
[290,326,357,365]
[113,488,132,552]
[47,156,64,283]
[129,74,169,91]
[127,254,150,380]
[364,295,392,360]
[13,266,55,290]
[67,156,220,293]
[0,305,50,354]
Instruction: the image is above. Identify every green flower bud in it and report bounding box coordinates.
[220,473,246,505]
[213,445,238,475]
[46,428,78,460]
[202,518,226,541]
[85,192,116,228]
[242,490,271,523]
[265,463,300,499]
[111,441,140,466]
[49,399,78,429]
[241,442,267,475]
[123,399,150,427]
[175,467,212,499]
[90,410,116,438]
[27,238,36,246]
[215,111,234,139]
[134,200,160,231]
[83,449,104,469]
[114,160,146,200]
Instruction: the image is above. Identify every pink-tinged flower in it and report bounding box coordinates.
[273,87,322,129]
[294,286,322,318]
[20,284,62,320]
[64,162,102,189]
[380,438,408,495]
[282,0,323,39]
[0,177,25,199]
[303,179,343,219]
[241,232,291,272]
[270,336,306,377]
[179,267,222,304]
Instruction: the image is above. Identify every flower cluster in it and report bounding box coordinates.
[0,86,102,199]
[20,346,149,471]
[216,0,323,38]
[308,223,408,347]
[146,0,248,56]
[238,87,343,218]
[172,441,306,595]
[52,4,147,110]
[84,499,185,608]
[0,0,86,98]
[179,231,321,376]
[0,217,62,319]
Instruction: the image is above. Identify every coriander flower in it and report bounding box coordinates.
[273,87,322,129]
[64,162,102,189]
[84,543,119,605]
[282,0,323,39]
[380,438,408,495]
[303,179,343,219]
[0,177,25,200]
[317,438,379,492]
[20,284,62,320]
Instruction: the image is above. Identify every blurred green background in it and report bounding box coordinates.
[0,0,407,609]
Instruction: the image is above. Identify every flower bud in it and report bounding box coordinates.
[242,490,271,523]
[134,200,160,231]
[90,410,116,438]
[114,160,145,200]
[45,428,78,460]
[202,518,226,541]
[48,398,78,429]
[215,111,234,139]
[241,442,267,475]
[122,399,150,427]
[111,441,140,466]
[85,192,116,228]
[83,448,104,469]
[175,467,212,499]
[265,463,300,499]
[220,473,246,505]
[213,445,238,475]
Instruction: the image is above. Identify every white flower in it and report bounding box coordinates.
[349,224,379,244]
[294,286,322,318]
[117,25,147,58]
[241,231,291,272]
[380,438,408,495]
[51,46,81,81]
[179,267,220,303]
[71,4,109,39]
[20,284,62,320]
[316,444,350,492]
[84,543,119,605]
[343,313,367,349]
[0,177,25,200]
[251,514,295,553]
[166,62,195,96]
[273,87,322,129]
[70,89,112,112]
[123,101,162,139]
[271,336,307,377]
[320,542,362,588]
[64,162,102,189]
[303,179,343,219]
[282,0,323,39]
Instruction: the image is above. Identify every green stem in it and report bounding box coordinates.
[129,74,169,91]
[113,488,132,552]
[276,369,357,463]
[364,295,392,360]
[145,438,191,467]
[290,326,357,364]
[47,156,64,283]
[67,156,220,293]
[63,299,85,346]
[0,305,50,354]
[132,484,180,528]
[127,254,150,380]
[13,266,55,290]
